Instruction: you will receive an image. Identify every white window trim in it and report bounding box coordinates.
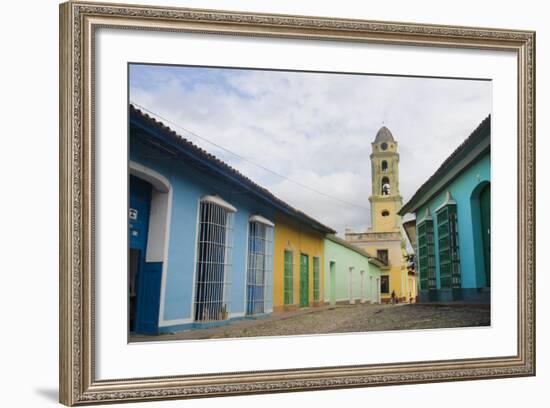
[249,214,275,227]
[191,197,235,323]
[200,194,237,213]
[245,217,274,315]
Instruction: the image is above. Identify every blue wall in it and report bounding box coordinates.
[130,135,275,331]
[416,153,490,294]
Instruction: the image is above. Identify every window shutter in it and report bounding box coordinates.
[437,204,461,289]
[418,217,436,290]
[283,250,293,305]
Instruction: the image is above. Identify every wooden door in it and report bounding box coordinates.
[128,175,152,332]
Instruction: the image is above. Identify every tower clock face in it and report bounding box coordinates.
[381,142,388,150]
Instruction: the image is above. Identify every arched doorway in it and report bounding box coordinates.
[129,161,171,334]
[479,183,491,287]
[471,181,491,288]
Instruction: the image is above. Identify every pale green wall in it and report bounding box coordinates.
[324,238,381,304]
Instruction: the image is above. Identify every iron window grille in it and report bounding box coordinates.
[194,196,235,323]
[246,216,274,316]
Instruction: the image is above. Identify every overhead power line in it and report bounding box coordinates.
[130,101,371,211]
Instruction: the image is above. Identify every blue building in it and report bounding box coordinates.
[398,116,491,303]
[128,105,334,334]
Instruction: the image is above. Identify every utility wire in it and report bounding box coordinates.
[131,101,371,212]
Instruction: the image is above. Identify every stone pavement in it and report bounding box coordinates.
[130,302,490,343]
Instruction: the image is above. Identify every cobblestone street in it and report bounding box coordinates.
[131,303,490,342]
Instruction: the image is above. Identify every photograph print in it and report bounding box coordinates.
[127,64,491,342]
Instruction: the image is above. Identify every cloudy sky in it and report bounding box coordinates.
[129,64,491,236]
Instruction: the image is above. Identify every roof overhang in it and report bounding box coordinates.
[326,234,371,258]
[368,257,386,268]
[402,218,417,252]
[399,123,490,216]
[129,106,336,235]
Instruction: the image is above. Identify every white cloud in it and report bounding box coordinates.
[130,65,491,235]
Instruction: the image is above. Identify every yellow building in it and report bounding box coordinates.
[272,212,333,313]
[345,126,417,302]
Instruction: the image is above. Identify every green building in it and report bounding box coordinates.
[324,235,384,305]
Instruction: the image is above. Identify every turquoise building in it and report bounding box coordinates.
[324,235,383,305]
[398,116,491,303]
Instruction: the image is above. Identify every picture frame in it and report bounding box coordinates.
[59,1,535,405]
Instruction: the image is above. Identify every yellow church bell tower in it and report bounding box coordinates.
[345,125,417,303]
[369,126,403,234]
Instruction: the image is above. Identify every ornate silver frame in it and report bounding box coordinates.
[59,1,536,405]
